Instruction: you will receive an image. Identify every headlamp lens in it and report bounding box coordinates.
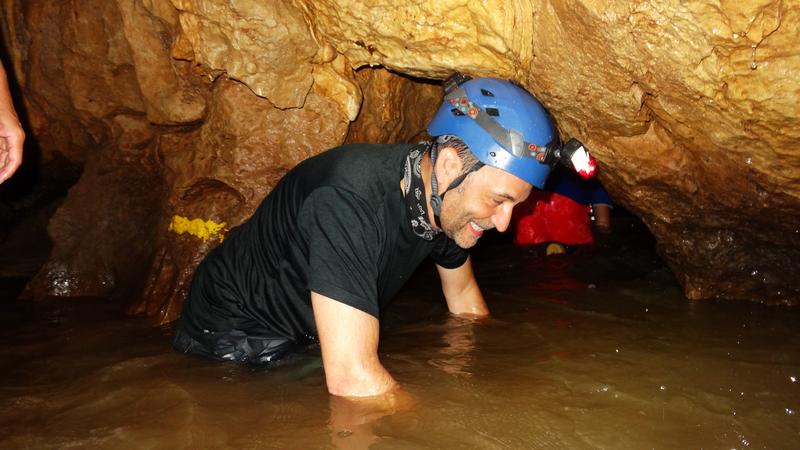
[562,138,596,178]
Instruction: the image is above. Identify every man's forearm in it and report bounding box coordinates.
[446,280,488,316]
[311,291,399,397]
[437,258,490,317]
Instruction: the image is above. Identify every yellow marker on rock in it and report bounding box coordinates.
[169,215,227,242]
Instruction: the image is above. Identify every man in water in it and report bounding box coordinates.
[174,74,592,397]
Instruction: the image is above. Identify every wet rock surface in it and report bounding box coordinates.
[0,0,798,315]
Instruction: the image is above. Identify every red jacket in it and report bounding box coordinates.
[512,190,593,246]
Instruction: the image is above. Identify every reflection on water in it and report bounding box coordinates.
[1,227,799,449]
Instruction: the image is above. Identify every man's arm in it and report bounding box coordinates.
[436,256,489,317]
[0,61,24,184]
[311,291,398,397]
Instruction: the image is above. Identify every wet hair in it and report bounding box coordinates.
[432,135,481,180]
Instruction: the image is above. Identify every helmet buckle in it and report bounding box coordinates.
[443,72,473,94]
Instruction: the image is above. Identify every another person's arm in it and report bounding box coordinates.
[0,61,24,184]
[436,256,489,317]
[311,291,398,397]
[592,203,612,235]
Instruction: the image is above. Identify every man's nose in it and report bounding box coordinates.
[492,205,513,232]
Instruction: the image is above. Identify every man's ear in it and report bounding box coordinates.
[434,147,464,189]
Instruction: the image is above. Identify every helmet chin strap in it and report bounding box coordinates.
[429,145,484,222]
[430,145,443,219]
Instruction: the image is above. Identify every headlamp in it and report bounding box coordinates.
[544,138,597,179]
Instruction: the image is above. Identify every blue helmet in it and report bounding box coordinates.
[427,75,560,189]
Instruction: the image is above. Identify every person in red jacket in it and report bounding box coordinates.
[512,168,612,253]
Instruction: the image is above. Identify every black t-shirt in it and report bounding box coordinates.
[182,144,468,341]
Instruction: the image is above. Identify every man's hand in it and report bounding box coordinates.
[0,63,24,184]
[328,389,415,449]
[311,291,398,397]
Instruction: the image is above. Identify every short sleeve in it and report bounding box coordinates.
[588,185,613,207]
[298,187,382,317]
[430,235,469,269]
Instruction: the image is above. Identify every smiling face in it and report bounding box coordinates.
[438,165,532,249]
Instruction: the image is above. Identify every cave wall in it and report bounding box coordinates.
[1,0,798,320]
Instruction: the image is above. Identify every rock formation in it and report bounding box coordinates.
[1,0,797,322]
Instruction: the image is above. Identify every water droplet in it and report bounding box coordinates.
[791,376,797,383]
[615,348,619,353]
[587,283,596,289]
[786,408,796,416]
[659,385,667,391]
[746,157,752,165]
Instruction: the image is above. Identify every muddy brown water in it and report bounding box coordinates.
[1,224,798,449]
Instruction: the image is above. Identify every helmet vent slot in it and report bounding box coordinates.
[480,89,494,97]
[485,107,499,116]
[450,108,465,116]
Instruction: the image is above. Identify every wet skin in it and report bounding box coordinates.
[439,165,532,249]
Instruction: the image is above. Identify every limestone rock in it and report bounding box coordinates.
[115,0,208,124]
[170,0,318,109]
[294,0,532,79]
[26,114,163,300]
[345,69,440,145]
[313,54,362,122]
[2,0,144,164]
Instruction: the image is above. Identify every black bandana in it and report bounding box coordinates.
[402,143,441,241]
